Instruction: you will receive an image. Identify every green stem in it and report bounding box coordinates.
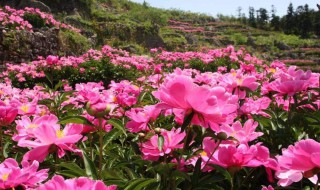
[88,133,93,160]
[98,118,104,179]
[202,140,221,170]
[231,174,234,190]
[0,129,3,161]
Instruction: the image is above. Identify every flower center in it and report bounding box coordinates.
[56,130,65,139]
[269,68,276,73]
[1,173,9,181]
[236,78,243,86]
[20,105,29,113]
[200,151,207,157]
[27,124,37,129]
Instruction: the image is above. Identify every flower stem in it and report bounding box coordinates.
[98,118,104,179]
[0,129,3,161]
[202,139,221,170]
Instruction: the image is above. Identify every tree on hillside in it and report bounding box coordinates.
[241,13,247,24]
[300,4,313,38]
[270,5,281,30]
[256,8,269,29]
[143,0,149,8]
[237,6,242,20]
[248,7,256,27]
[284,3,295,34]
[313,8,320,36]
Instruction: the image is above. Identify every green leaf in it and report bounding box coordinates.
[58,162,86,177]
[108,118,127,136]
[59,116,94,126]
[133,178,158,190]
[103,129,122,149]
[45,71,53,87]
[192,157,202,187]
[38,99,54,106]
[124,178,148,190]
[61,104,75,111]
[212,165,232,183]
[158,135,164,151]
[102,170,126,180]
[172,170,191,182]
[54,80,63,91]
[124,178,158,190]
[3,141,10,158]
[181,111,194,132]
[57,170,84,178]
[83,152,98,180]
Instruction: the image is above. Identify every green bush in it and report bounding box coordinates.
[10,58,140,89]
[59,30,90,55]
[230,33,247,45]
[23,13,47,28]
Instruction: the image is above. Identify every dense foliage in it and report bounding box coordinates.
[235,3,320,38]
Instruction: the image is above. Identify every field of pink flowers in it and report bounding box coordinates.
[0,44,319,190]
[0,6,320,190]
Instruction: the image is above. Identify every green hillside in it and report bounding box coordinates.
[0,0,319,71]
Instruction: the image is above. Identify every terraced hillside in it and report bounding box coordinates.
[163,18,320,72]
[0,0,319,71]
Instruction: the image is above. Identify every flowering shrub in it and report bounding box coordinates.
[0,6,79,32]
[0,42,319,189]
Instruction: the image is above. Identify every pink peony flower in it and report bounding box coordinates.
[219,70,259,99]
[276,139,320,186]
[46,55,59,65]
[240,97,271,117]
[0,158,48,189]
[36,175,117,190]
[125,105,160,132]
[201,138,277,179]
[266,66,314,96]
[261,185,274,190]
[141,128,186,161]
[13,115,59,141]
[0,101,18,126]
[18,115,83,162]
[220,119,263,144]
[153,75,238,130]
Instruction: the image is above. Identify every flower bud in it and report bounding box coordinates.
[86,102,113,118]
[217,132,228,140]
[154,128,161,134]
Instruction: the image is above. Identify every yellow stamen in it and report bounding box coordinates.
[231,72,237,77]
[200,151,207,157]
[236,78,243,86]
[269,68,276,73]
[27,124,37,129]
[20,105,29,113]
[40,109,46,116]
[2,173,9,181]
[0,90,3,95]
[133,85,139,90]
[56,130,65,139]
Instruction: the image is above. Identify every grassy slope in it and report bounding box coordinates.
[3,0,319,71]
[68,0,319,71]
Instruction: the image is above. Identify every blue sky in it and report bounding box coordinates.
[130,0,319,17]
